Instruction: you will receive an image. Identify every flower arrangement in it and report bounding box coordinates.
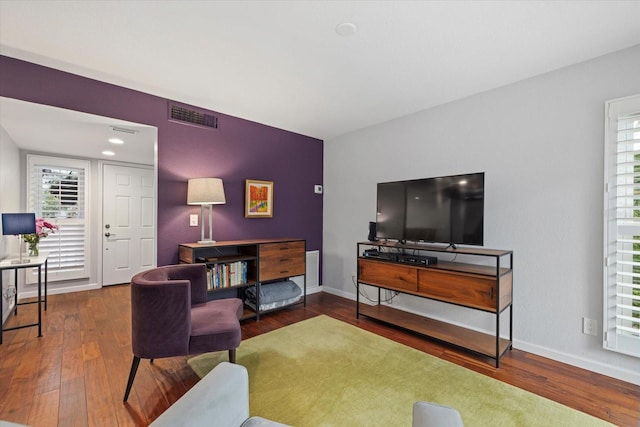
[23,218,58,256]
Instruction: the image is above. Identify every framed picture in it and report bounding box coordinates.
[245,179,273,218]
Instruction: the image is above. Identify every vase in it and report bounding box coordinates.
[28,242,39,256]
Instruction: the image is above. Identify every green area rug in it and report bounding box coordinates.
[188,315,610,427]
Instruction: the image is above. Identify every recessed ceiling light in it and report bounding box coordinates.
[102,150,115,156]
[335,22,357,37]
[109,138,124,144]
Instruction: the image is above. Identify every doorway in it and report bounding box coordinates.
[102,163,156,286]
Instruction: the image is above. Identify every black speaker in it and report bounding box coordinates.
[368,221,377,241]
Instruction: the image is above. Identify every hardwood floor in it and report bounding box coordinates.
[0,285,638,426]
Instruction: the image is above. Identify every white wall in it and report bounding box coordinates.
[323,45,640,384]
[0,126,21,323]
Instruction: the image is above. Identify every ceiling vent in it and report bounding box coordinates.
[168,102,219,130]
[111,126,138,134]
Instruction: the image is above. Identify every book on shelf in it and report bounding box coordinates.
[206,261,248,290]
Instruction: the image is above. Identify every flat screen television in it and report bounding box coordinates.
[376,172,484,246]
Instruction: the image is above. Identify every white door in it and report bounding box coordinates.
[102,164,156,286]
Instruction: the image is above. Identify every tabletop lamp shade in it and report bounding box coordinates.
[187,178,225,244]
[2,213,36,236]
[187,178,226,205]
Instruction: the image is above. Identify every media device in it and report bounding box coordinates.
[362,249,437,266]
[362,249,397,262]
[376,172,484,246]
[396,253,438,266]
[368,221,377,241]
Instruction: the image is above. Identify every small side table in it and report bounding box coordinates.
[0,252,48,344]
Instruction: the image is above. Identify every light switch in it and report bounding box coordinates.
[314,185,323,194]
[190,214,198,226]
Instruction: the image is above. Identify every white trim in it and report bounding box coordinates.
[19,282,101,300]
[26,154,91,282]
[306,285,323,295]
[514,340,640,386]
[603,94,640,359]
[97,159,157,287]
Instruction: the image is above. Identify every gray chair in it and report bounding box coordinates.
[150,362,289,427]
[123,263,243,402]
[149,363,463,426]
[412,401,464,427]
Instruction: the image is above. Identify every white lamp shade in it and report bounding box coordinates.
[187,178,226,205]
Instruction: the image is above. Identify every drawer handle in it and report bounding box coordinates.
[279,247,288,250]
[280,270,289,274]
[490,288,494,300]
[280,258,290,262]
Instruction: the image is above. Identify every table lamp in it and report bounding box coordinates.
[2,213,37,264]
[187,178,226,244]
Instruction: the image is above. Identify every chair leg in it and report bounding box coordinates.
[229,348,236,363]
[123,356,141,402]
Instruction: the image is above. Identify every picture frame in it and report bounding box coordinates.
[245,179,274,218]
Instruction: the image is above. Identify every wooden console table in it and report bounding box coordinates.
[179,239,306,320]
[0,252,49,344]
[356,241,513,367]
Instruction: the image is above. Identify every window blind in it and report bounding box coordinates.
[604,95,640,358]
[27,155,90,282]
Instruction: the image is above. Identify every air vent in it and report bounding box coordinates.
[168,103,219,130]
[111,126,138,134]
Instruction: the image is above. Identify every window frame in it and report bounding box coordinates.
[603,94,640,358]
[26,154,91,283]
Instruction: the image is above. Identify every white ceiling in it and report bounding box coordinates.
[0,97,157,165]
[1,0,639,144]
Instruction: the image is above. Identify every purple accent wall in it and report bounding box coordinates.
[0,56,323,267]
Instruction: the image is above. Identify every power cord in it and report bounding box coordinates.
[2,285,17,300]
[352,274,398,304]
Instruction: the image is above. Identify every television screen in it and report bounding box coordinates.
[376,172,484,246]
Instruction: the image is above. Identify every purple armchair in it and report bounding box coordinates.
[123,263,243,402]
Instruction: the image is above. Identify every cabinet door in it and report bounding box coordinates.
[259,241,305,281]
[358,259,418,292]
[418,270,496,311]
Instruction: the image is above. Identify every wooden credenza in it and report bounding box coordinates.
[356,241,513,367]
[179,238,306,320]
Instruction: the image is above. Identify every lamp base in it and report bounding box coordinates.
[197,240,216,245]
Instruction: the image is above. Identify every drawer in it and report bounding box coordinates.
[358,259,418,292]
[259,241,305,281]
[418,269,497,311]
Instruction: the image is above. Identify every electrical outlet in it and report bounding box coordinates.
[583,317,597,336]
[190,214,198,226]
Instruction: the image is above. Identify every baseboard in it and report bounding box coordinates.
[1,299,16,325]
[19,282,101,300]
[320,286,640,386]
[514,340,640,386]
[306,284,323,295]
[321,286,352,299]
[19,282,321,307]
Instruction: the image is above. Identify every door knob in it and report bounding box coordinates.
[105,232,111,237]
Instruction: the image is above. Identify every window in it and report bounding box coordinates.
[604,94,640,358]
[27,155,90,282]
